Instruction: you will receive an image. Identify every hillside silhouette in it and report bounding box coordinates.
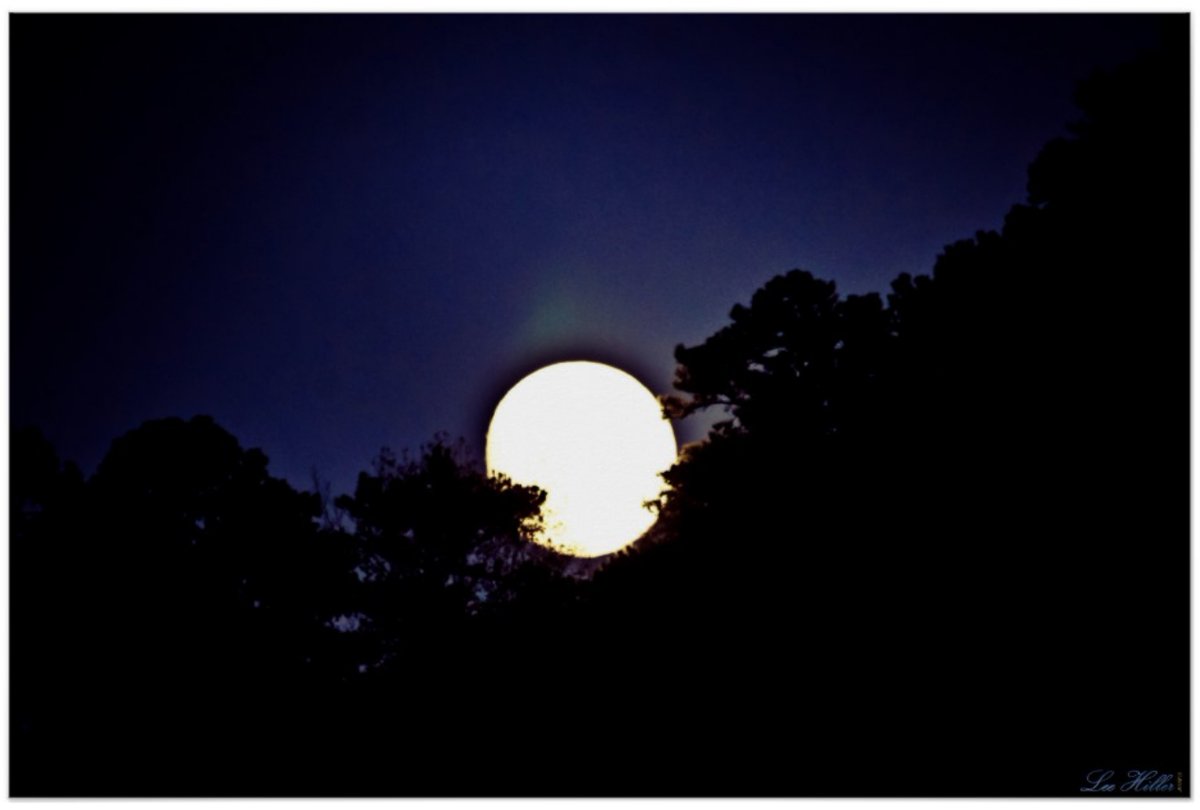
[10,23,1188,797]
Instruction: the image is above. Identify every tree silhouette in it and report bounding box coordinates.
[11,417,360,794]
[330,436,555,671]
[11,427,87,792]
[296,437,585,794]
[587,25,1188,795]
[11,419,591,795]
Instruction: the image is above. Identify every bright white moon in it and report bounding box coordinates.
[486,361,678,558]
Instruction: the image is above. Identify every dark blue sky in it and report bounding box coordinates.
[12,14,1166,496]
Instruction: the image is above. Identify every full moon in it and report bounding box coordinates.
[485,361,678,557]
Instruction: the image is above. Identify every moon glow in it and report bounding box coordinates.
[485,361,678,558]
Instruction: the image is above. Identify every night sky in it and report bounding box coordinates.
[12,14,1166,496]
